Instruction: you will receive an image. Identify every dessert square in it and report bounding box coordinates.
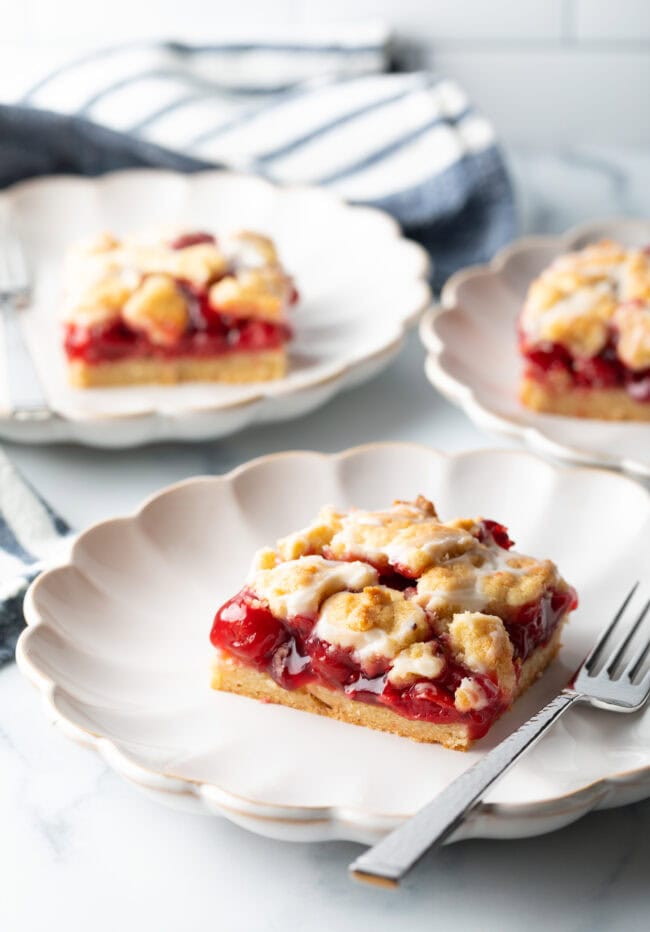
[63,229,297,387]
[209,497,577,750]
[519,240,650,420]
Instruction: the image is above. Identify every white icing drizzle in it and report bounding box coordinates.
[329,503,472,571]
[416,544,531,614]
[221,233,275,271]
[519,244,646,346]
[383,528,473,569]
[329,509,395,563]
[244,500,560,697]
[455,677,489,711]
[387,645,445,685]
[313,596,425,665]
[522,281,613,341]
[249,555,377,620]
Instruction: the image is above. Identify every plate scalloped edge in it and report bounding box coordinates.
[15,442,650,845]
[0,169,433,448]
[420,218,650,480]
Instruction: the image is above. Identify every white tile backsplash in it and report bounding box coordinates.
[1,0,649,144]
[576,0,650,41]
[428,47,650,144]
[296,1,565,40]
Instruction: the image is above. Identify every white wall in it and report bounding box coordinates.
[1,0,648,145]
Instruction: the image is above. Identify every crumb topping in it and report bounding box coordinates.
[447,611,516,697]
[415,551,560,623]
[248,554,378,620]
[170,243,228,285]
[63,228,294,338]
[454,677,490,712]
[122,274,189,346]
[614,301,650,370]
[277,497,475,576]
[315,586,429,666]
[208,267,291,322]
[244,498,571,697]
[520,240,650,369]
[223,231,279,267]
[387,641,446,686]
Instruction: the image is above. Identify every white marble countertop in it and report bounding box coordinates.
[2,147,650,932]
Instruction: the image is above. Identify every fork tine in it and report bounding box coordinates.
[605,596,650,676]
[621,600,650,682]
[583,582,639,672]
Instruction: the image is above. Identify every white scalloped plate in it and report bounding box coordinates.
[0,170,430,448]
[420,218,650,479]
[16,444,650,845]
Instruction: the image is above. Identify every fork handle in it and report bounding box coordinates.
[1,300,50,419]
[350,691,578,886]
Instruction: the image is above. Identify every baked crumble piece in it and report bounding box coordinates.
[63,229,297,387]
[519,240,650,420]
[210,497,577,750]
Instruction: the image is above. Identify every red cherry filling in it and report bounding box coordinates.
[522,339,574,376]
[64,312,292,363]
[210,583,575,738]
[212,591,287,665]
[478,519,514,550]
[521,336,650,403]
[573,345,624,389]
[321,547,420,584]
[382,674,501,734]
[505,586,577,663]
[210,588,503,737]
[169,232,216,249]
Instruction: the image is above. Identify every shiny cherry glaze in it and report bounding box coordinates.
[64,317,291,363]
[520,334,650,403]
[478,519,514,550]
[211,590,506,737]
[505,586,577,663]
[211,584,576,738]
[169,232,217,249]
[64,282,292,363]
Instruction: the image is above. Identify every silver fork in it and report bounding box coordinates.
[0,230,50,420]
[350,582,650,887]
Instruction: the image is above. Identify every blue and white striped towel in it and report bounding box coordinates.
[10,24,515,286]
[0,451,72,665]
[0,27,516,663]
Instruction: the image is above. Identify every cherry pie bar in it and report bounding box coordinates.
[519,240,650,420]
[210,496,577,750]
[63,229,296,387]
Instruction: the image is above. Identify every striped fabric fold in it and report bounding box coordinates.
[0,27,516,664]
[10,25,515,285]
[0,451,72,664]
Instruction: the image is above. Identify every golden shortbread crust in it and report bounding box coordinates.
[68,349,287,387]
[210,620,566,751]
[520,375,650,421]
